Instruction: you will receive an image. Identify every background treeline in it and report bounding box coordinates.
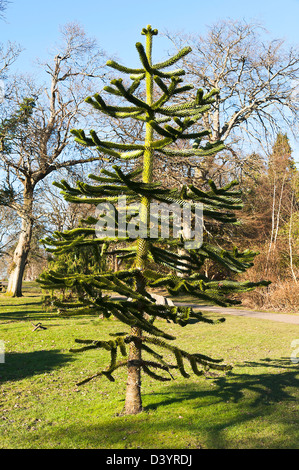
[0,11,298,310]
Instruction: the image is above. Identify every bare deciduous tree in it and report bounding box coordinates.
[0,23,107,296]
[0,1,22,94]
[0,41,22,82]
[164,19,299,181]
[0,0,8,18]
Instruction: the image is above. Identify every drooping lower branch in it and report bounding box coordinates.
[76,360,128,386]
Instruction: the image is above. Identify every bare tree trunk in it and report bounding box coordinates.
[289,191,297,284]
[113,254,119,272]
[124,326,142,415]
[6,180,34,297]
[178,218,192,278]
[266,177,276,274]
[123,262,147,414]
[273,172,286,247]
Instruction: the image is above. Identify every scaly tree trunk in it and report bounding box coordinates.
[124,325,143,414]
[6,179,34,297]
[124,28,154,415]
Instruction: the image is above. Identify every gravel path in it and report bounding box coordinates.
[175,303,299,324]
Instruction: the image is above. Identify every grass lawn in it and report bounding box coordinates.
[0,290,298,449]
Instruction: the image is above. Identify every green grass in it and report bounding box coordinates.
[0,293,298,449]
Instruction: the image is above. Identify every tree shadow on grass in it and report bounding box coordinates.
[144,358,299,410]
[0,350,73,383]
[0,300,100,322]
[0,302,63,322]
[20,357,298,449]
[1,312,58,322]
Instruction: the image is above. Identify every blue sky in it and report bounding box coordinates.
[1,0,299,160]
[2,0,299,72]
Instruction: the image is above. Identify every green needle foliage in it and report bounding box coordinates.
[38,26,269,415]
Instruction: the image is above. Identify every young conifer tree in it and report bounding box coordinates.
[39,26,269,415]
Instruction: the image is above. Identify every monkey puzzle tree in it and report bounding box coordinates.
[38,26,269,415]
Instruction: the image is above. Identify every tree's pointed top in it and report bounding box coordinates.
[141,25,158,36]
